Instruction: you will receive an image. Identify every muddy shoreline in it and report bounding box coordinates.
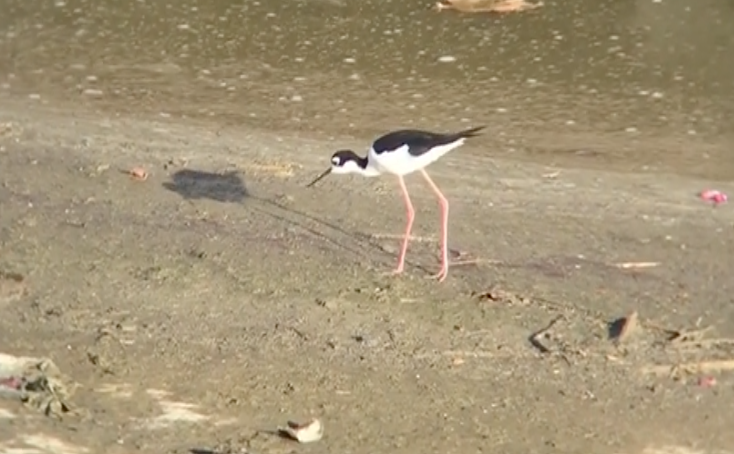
[1,98,733,454]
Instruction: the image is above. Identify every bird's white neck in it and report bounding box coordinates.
[357,160,382,177]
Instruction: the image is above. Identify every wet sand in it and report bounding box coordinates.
[1,98,734,454]
[2,0,734,179]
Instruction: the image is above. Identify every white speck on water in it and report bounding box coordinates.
[177,24,190,30]
[293,76,306,82]
[160,112,171,118]
[266,12,276,18]
[438,55,457,63]
[54,0,66,6]
[496,108,508,113]
[609,35,619,41]
[291,95,303,102]
[687,129,697,135]
[651,91,663,99]
[565,120,576,125]
[527,78,538,84]
[343,57,356,64]
[625,127,638,133]
[294,57,305,63]
[86,75,98,82]
[348,73,360,80]
[412,93,424,99]
[82,88,103,97]
[28,93,41,100]
[638,90,650,96]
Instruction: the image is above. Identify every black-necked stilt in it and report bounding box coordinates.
[307,126,485,282]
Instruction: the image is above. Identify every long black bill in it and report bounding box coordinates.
[306,168,332,188]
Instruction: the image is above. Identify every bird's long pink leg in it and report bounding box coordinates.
[420,169,449,282]
[390,175,415,275]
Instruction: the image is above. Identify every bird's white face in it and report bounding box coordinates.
[330,153,362,174]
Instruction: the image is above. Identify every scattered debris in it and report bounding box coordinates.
[609,310,639,344]
[434,0,543,14]
[529,315,565,354]
[126,167,149,181]
[638,319,734,380]
[644,323,714,346]
[278,419,324,443]
[613,262,660,269]
[471,285,526,305]
[0,353,77,419]
[699,189,727,206]
[641,359,734,378]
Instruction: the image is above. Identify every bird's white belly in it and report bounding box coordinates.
[368,140,465,176]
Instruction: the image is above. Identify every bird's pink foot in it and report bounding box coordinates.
[380,267,404,278]
[425,266,448,282]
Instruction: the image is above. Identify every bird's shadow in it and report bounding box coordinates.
[161,167,431,274]
[162,169,248,203]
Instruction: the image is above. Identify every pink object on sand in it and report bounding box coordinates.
[699,189,727,205]
[0,377,21,390]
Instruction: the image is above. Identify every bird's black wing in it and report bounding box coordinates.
[372,127,485,157]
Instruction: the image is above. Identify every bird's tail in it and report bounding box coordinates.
[454,126,486,139]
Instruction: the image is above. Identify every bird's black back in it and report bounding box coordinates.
[371,126,485,157]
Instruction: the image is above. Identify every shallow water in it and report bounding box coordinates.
[0,0,733,178]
